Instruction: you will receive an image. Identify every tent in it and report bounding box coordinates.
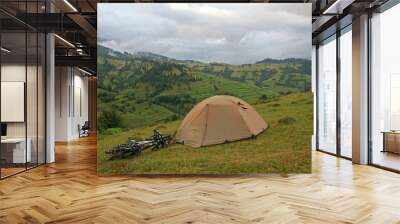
[175,95,267,147]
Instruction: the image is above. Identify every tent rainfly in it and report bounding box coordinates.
[175,95,267,147]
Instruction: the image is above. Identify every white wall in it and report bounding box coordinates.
[1,65,26,139]
[55,67,89,141]
[55,67,69,141]
[72,73,89,138]
[1,82,25,122]
[0,65,42,138]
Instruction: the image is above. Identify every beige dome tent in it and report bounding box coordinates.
[175,95,267,147]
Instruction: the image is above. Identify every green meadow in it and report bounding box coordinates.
[97,45,312,174]
[97,92,313,174]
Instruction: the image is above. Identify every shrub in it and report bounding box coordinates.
[258,94,268,103]
[98,109,122,132]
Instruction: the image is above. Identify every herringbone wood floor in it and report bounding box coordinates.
[1,136,400,224]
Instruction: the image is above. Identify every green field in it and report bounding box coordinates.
[97,92,312,174]
[97,45,312,174]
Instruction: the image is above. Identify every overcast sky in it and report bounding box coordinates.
[98,3,311,64]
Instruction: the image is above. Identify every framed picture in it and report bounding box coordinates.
[97,3,312,174]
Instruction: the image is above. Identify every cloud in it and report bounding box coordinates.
[98,3,311,64]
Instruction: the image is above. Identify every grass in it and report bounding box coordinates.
[120,103,175,129]
[162,72,278,103]
[101,72,281,131]
[97,92,313,174]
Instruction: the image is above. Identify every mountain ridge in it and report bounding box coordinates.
[98,44,310,65]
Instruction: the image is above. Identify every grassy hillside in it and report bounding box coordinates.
[97,45,311,133]
[97,45,312,174]
[97,92,313,174]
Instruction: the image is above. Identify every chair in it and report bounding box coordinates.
[79,121,90,138]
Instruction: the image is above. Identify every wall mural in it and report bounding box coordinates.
[97,3,312,174]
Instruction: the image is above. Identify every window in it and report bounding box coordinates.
[370,3,400,171]
[0,2,46,179]
[317,35,337,154]
[339,27,352,158]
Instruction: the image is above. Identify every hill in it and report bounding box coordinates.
[97,91,313,174]
[97,45,311,133]
[98,45,130,60]
[256,58,311,75]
